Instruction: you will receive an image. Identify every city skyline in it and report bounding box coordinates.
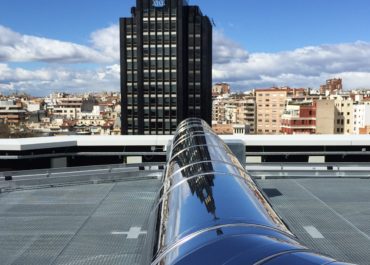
[1,0,370,95]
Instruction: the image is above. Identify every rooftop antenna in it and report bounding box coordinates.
[212,18,216,27]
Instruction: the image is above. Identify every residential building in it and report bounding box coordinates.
[316,100,336,134]
[359,125,370,134]
[0,100,26,126]
[120,0,212,135]
[332,95,354,134]
[212,94,256,134]
[212,83,230,97]
[53,97,83,120]
[320,78,342,95]
[212,123,233,135]
[255,88,306,134]
[212,97,227,124]
[281,101,316,134]
[353,104,370,134]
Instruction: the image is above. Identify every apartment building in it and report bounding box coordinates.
[0,100,26,126]
[316,100,336,134]
[212,94,256,134]
[320,78,343,95]
[281,101,316,134]
[332,95,354,134]
[353,104,370,134]
[212,83,231,97]
[53,97,83,120]
[256,88,306,134]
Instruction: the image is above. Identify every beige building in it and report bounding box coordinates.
[332,95,354,134]
[212,83,231,96]
[53,97,83,120]
[212,123,233,135]
[256,88,306,134]
[212,94,256,134]
[0,101,26,126]
[316,100,336,134]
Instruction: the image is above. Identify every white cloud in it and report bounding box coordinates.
[213,30,249,64]
[0,63,120,95]
[0,25,110,64]
[213,31,370,89]
[90,24,120,62]
[2,24,370,94]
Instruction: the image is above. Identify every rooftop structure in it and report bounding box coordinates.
[0,139,369,264]
[3,134,370,170]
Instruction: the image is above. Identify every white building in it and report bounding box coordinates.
[53,97,83,119]
[353,105,370,134]
[26,103,41,112]
[78,105,103,120]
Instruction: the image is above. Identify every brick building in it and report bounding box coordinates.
[281,101,316,134]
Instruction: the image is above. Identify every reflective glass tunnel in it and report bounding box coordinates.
[142,118,354,265]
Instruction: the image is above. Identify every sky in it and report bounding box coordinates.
[1,0,370,95]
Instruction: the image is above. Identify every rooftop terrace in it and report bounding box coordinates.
[0,166,369,264]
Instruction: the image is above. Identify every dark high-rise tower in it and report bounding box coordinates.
[120,0,212,135]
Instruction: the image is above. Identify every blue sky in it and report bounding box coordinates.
[2,0,370,51]
[1,0,370,95]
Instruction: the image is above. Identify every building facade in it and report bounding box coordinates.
[316,100,336,134]
[255,88,306,134]
[281,101,316,134]
[53,97,83,120]
[332,95,354,134]
[120,0,212,135]
[353,104,370,135]
[212,94,256,134]
[320,78,343,95]
[0,100,26,126]
[212,83,231,97]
